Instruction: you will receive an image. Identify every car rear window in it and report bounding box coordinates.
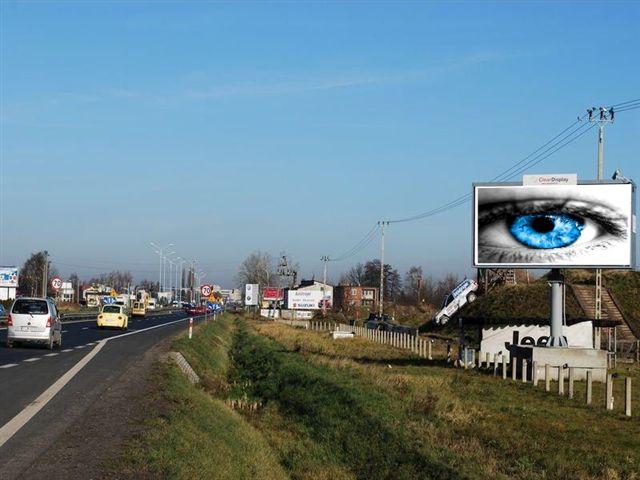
[103,305,121,314]
[12,299,49,314]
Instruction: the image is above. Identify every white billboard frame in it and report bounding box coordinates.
[472,180,636,269]
[0,267,19,288]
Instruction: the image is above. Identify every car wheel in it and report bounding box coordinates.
[46,334,54,350]
[56,335,62,348]
[440,315,450,325]
[467,292,477,303]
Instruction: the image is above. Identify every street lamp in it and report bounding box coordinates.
[176,257,187,303]
[149,242,173,293]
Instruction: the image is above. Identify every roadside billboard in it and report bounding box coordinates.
[0,267,18,288]
[263,287,284,301]
[287,290,332,310]
[473,181,636,268]
[244,284,259,306]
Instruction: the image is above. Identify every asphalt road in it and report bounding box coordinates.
[0,309,199,478]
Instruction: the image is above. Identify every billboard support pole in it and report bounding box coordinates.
[548,269,568,347]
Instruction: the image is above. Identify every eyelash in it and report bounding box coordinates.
[478,201,627,239]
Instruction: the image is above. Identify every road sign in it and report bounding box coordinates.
[200,284,212,297]
[51,277,63,291]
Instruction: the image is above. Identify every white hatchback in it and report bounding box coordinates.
[7,297,63,349]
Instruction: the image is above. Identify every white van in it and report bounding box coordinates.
[7,297,63,349]
[147,298,157,310]
[433,279,479,325]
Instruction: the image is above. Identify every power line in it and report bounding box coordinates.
[328,224,380,262]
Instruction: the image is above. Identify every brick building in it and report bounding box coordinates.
[333,285,379,312]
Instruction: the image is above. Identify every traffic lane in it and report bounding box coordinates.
[0,311,186,365]
[0,313,192,427]
[0,315,200,478]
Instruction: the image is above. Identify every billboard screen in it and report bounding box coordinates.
[473,182,636,268]
[287,290,332,310]
[0,267,19,288]
[263,287,284,301]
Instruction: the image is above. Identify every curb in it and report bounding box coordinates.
[169,351,200,385]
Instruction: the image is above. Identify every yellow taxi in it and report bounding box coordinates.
[97,304,129,330]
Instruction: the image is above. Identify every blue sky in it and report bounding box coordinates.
[1,2,639,287]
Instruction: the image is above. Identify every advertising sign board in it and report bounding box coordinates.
[0,267,18,288]
[263,287,284,301]
[480,321,593,361]
[244,284,259,306]
[287,290,332,310]
[473,181,636,268]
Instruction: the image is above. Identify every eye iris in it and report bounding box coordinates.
[509,214,584,249]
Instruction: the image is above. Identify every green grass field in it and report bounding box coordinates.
[118,315,640,480]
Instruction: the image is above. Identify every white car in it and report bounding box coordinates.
[433,279,478,325]
[6,297,63,349]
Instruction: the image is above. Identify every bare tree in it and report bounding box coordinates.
[339,262,366,285]
[403,266,424,304]
[235,251,276,288]
[18,251,57,297]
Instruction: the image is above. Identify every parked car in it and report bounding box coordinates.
[364,313,417,336]
[0,305,6,317]
[433,278,478,325]
[97,304,128,330]
[6,297,62,349]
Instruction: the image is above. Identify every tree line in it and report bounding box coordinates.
[236,250,463,309]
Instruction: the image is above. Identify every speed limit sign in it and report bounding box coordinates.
[200,284,212,297]
[51,277,63,291]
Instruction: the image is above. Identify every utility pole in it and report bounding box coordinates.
[42,251,49,298]
[378,221,389,317]
[588,106,614,346]
[321,256,329,285]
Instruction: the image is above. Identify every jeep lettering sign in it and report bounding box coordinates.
[480,322,593,360]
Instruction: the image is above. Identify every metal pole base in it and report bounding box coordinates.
[547,336,568,347]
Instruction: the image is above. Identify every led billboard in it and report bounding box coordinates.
[473,181,636,268]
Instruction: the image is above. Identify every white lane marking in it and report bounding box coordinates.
[61,330,68,333]
[61,349,73,353]
[0,341,106,448]
[44,353,59,357]
[81,327,89,330]
[74,346,85,349]
[0,364,18,369]
[0,315,193,448]
[23,358,41,363]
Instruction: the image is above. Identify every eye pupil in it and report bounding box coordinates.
[531,216,555,233]
[509,213,584,249]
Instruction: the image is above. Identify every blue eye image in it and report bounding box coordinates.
[509,213,584,249]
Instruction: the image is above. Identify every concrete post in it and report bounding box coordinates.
[532,361,539,386]
[548,269,568,347]
[606,373,614,411]
[446,342,452,363]
[463,347,468,369]
[512,357,517,381]
[625,377,632,417]
[522,359,527,383]
[493,353,499,377]
[428,340,433,360]
[545,364,551,392]
[558,367,564,395]
[586,370,593,405]
[486,352,491,370]
[502,355,508,379]
[477,351,482,369]
[568,368,575,399]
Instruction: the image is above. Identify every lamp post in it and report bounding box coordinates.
[176,257,187,303]
[149,242,173,293]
